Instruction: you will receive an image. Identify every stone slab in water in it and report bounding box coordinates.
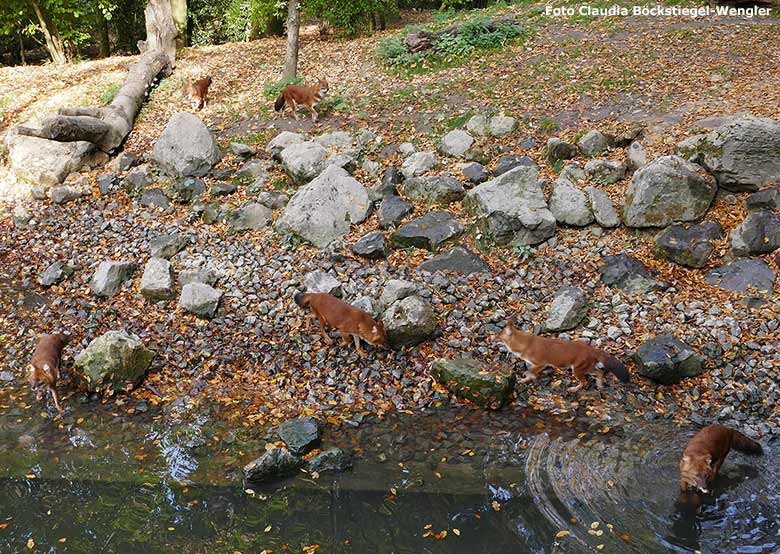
[430,356,515,409]
[278,417,321,455]
[243,446,302,485]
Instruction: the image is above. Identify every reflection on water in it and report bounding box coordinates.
[0,389,776,554]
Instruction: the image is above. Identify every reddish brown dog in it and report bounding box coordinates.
[294,292,387,356]
[29,333,69,413]
[680,424,762,494]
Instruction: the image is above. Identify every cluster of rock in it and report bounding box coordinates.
[243,416,350,485]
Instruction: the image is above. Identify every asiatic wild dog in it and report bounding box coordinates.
[293,292,387,356]
[493,320,630,392]
[274,79,329,122]
[29,333,69,413]
[182,76,213,111]
[680,424,762,494]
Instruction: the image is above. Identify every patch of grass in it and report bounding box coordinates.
[319,93,352,115]
[376,13,529,74]
[511,242,536,262]
[438,111,472,133]
[538,117,559,134]
[100,82,121,106]
[263,76,303,100]
[229,129,273,146]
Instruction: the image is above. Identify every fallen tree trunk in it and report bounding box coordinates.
[406,17,518,54]
[17,49,171,154]
[15,0,176,155]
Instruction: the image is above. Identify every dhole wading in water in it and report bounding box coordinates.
[492,320,630,392]
[182,76,213,111]
[680,424,762,494]
[29,333,69,413]
[293,292,387,356]
[274,79,329,122]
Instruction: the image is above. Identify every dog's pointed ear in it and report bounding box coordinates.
[705,454,713,467]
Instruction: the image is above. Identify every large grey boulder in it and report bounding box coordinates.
[544,286,589,331]
[654,222,723,268]
[278,417,320,455]
[90,261,137,297]
[4,127,96,187]
[685,116,780,192]
[577,130,609,157]
[268,131,305,159]
[635,334,703,385]
[243,446,302,485]
[151,112,221,177]
[401,151,437,178]
[706,258,775,294]
[280,141,328,183]
[729,210,780,256]
[622,155,716,227]
[275,165,371,248]
[549,178,594,226]
[418,246,489,275]
[600,254,668,294]
[430,357,515,409]
[586,187,620,227]
[391,212,464,251]
[179,282,223,318]
[73,331,155,394]
[464,166,556,245]
[439,130,474,158]
[382,295,437,347]
[402,175,465,205]
[226,203,273,232]
[314,131,353,149]
[140,258,174,300]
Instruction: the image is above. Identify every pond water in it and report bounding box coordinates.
[0,386,777,554]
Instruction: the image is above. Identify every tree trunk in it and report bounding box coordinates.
[18,29,27,65]
[140,0,178,66]
[282,0,300,80]
[171,0,187,48]
[98,10,111,58]
[15,0,176,154]
[28,0,67,64]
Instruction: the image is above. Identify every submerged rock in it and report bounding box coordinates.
[243,446,302,485]
[278,416,321,455]
[304,447,352,473]
[430,356,515,409]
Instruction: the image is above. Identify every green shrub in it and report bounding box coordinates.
[263,77,303,100]
[376,14,526,69]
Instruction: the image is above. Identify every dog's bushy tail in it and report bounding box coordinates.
[274,94,285,112]
[732,430,763,455]
[599,353,630,383]
[293,291,310,309]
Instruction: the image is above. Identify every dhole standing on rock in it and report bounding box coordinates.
[294,292,387,356]
[493,320,630,392]
[274,79,329,122]
[29,333,69,413]
[680,424,763,494]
